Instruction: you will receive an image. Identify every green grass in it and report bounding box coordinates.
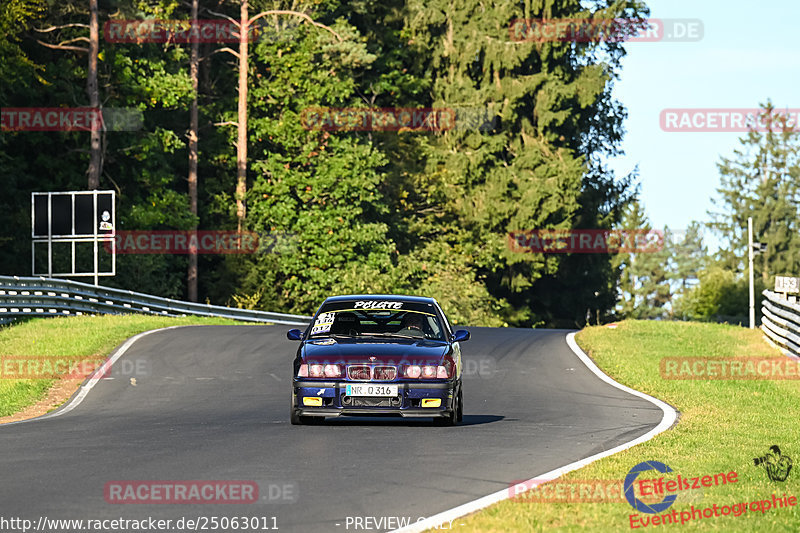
[450,320,800,532]
[0,314,250,417]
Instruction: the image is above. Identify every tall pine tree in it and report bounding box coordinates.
[709,102,800,286]
[399,0,647,326]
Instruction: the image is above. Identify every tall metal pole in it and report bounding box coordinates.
[93,191,99,286]
[748,217,755,329]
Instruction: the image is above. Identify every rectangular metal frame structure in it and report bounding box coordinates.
[31,190,116,285]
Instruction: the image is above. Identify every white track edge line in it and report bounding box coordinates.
[389,330,678,533]
[0,325,190,427]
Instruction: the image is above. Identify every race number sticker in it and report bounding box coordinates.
[353,300,403,310]
[310,312,335,335]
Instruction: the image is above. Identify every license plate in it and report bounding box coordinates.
[346,384,398,397]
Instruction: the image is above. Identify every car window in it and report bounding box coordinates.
[427,315,442,338]
[434,302,453,338]
[309,303,446,341]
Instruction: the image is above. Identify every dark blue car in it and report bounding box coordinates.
[287,295,470,425]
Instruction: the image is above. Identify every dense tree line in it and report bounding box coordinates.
[14,2,795,328]
[616,104,800,324]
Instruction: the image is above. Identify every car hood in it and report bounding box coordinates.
[302,337,449,365]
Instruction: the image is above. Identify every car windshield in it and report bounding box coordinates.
[308,302,445,341]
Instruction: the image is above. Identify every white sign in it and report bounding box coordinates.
[775,276,800,293]
[309,312,335,335]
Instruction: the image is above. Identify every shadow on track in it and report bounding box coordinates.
[319,414,504,427]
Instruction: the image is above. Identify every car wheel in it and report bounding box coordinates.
[290,408,304,425]
[433,389,459,426]
[456,388,463,422]
[290,410,322,425]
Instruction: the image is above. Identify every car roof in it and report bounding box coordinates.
[323,294,438,305]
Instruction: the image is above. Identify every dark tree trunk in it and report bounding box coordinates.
[188,0,200,301]
[87,0,101,189]
[236,0,249,234]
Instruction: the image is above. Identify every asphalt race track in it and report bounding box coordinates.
[0,325,664,532]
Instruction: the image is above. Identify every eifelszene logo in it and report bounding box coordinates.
[624,461,678,514]
[754,446,793,482]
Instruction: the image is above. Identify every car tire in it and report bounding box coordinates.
[290,409,322,425]
[433,387,460,426]
[456,388,463,422]
[290,409,306,425]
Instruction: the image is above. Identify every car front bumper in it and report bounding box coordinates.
[292,379,456,418]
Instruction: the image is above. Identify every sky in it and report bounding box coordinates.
[605,0,800,242]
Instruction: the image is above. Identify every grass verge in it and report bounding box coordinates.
[0,314,250,417]
[449,320,799,532]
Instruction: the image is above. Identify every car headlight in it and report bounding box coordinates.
[298,363,342,378]
[402,364,450,379]
[421,365,437,378]
[323,364,342,378]
[403,365,421,378]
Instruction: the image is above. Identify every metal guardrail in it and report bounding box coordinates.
[761,290,800,358]
[0,275,311,326]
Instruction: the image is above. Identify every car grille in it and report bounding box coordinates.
[373,366,397,381]
[346,365,397,381]
[351,397,394,407]
[347,365,371,381]
[342,394,402,408]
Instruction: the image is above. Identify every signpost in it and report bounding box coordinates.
[775,276,800,302]
[31,190,116,285]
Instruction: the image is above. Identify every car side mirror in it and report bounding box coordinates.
[287,329,303,341]
[453,330,470,342]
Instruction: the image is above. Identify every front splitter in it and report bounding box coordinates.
[294,407,448,418]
